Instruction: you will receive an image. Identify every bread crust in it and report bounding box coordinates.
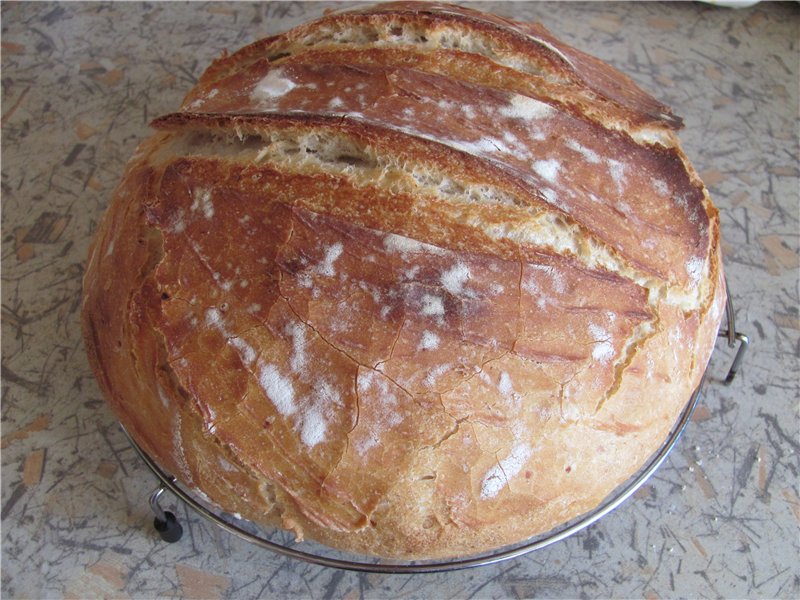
[199,1,681,131]
[82,2,725,559]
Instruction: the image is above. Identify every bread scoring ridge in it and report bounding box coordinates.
[152,110,713,314]
[199,2,681,137]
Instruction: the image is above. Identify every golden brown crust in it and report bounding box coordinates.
[199,1,680,131]
[82,2,725,559]
[179,55,708,287]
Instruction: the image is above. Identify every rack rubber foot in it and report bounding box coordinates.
[154,511,183,543]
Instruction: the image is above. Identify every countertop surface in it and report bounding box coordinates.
[2,2,798,598]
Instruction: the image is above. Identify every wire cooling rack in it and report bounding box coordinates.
[122,283,748,573]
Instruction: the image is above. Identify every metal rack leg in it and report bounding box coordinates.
[149,484,183,543]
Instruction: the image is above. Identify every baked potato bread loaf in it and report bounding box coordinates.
[82,2,725,559]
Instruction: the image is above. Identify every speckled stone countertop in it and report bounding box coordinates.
[2,2,798,598]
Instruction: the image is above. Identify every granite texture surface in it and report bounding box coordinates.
[2,1,798,598]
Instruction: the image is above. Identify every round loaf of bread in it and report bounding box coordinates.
[82,2,725,560]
